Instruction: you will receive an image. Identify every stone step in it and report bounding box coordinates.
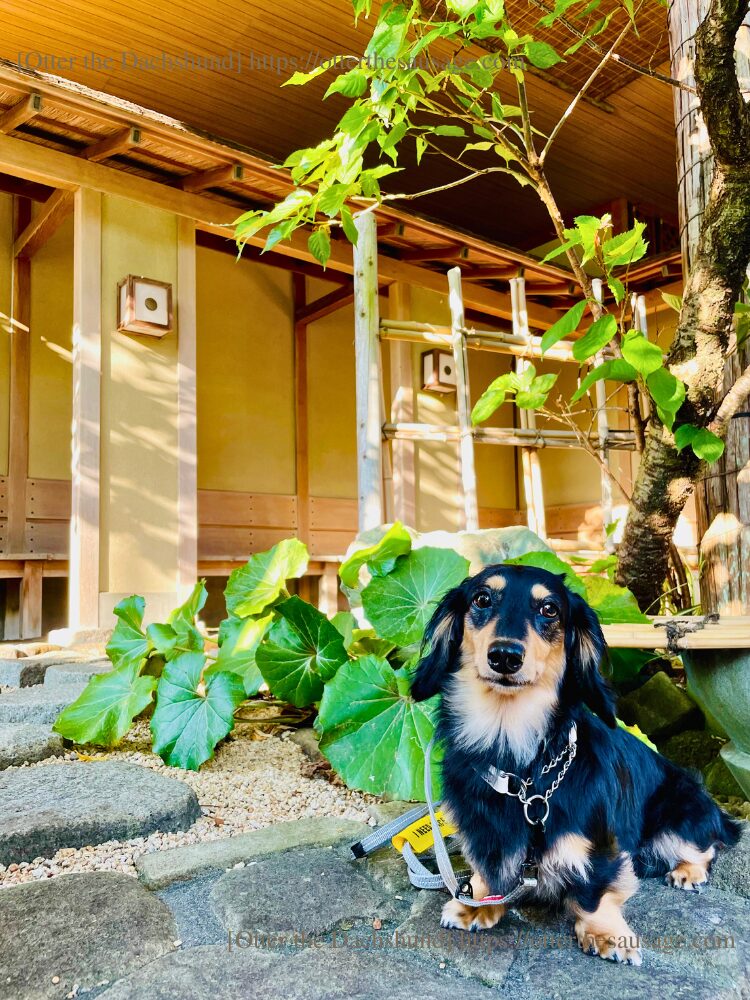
[0,652,84,689]
[0,723,64,769]
[0,684,88,725]
[44,659,112,689]
[0,760,202,865]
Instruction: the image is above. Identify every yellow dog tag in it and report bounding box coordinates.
[391,811,457,854]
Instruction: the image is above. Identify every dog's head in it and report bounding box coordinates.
[411,564,615,729]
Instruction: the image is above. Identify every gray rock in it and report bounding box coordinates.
[712,824,750,899]
[619,671,703,740]
[210,846,395,935]
[659,729,723,771]
[0,652,80,688]
[0,761,201,864]
[288,727,324,761]
[0,723,64,769]
[96,943,499,1000]
[136,816,369,889]
[0,872,176,1000]
[0,683,87,724]
[43,658,112,688]
[366,800,414,825]
[705,757,746,798]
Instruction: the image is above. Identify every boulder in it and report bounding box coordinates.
[618,671,702,740]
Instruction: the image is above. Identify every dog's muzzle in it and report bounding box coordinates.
[487,640,524,674]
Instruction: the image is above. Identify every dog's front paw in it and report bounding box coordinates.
[440,898,505,932]
[575,920,642,966]
[666,861,709,892]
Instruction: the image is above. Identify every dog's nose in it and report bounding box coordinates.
[487,640,524,674]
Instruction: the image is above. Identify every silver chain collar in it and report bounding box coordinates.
[479,723,577,828]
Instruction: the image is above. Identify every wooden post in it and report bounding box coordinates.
[510,276,546,539]
[671,0,750,613]
[388,282,416,527]
[293,274,311,544]
[591,278,614,549]
[69,187,101,630]
[448,267,479,530]
[177,217,198,595]
[353,214,383,532]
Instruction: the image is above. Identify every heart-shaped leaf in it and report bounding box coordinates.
[361,547,470,646]
[53,663,157,748]
[621,332,663,377]
[225,539,309,618]
[206,613,274,695]
[583,576,649,624]
[106,595,153,670]
[674,424,725,462]
[151,652,246,770]
[646,368,686,430]
[317,655,441,800]
[255,596,348,707]
[339,521,413,589]
[572,314,617,362]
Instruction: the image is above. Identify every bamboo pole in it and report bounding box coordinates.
[448,267,479,530]
[353,213,384,532]
[388,283,416,526]
[591,278,614,549]
[383,422,636,449]
[380,320,582,363]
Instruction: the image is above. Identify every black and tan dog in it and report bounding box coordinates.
[411,564,740,965]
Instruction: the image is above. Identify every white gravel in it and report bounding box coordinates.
[0,722,376,889]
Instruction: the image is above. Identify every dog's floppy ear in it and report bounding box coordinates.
[411,584,467,701]
[565,590,616,727]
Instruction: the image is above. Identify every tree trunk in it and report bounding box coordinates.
[616,0,750,611]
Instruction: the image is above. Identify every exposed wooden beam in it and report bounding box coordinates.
[388,283,416,528]
[81,127,141,162]
[398,245,469,262]
[195,230,351,284]
[181,162,243,193]
[295,286,354,324]
[13,189,74,259]
[463,266,521,281]
[0,94,42,134]
[0,172,54,201]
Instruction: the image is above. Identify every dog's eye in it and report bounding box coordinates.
[472,590,492,609]
[540,601,558,619]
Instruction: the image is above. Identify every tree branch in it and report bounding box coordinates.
[695,0,750,166]
[710,361,750,434]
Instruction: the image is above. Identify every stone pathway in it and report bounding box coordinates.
[0,815,746,1000]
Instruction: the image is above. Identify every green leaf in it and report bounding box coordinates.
[318,183,352,217]
[602,222,648,267]
[283,65,329,87]
[317,655,441,800]
[366,7,410,63]
[106,596,153,670]
[145,581,208,661]
[504,551,586,596]
[646,368,685,430]
[339,521,413,589]
[325,69,368,98]
[661,291,683,313]
[610,650,653,684]
[432,125,466,137]
[309,228,331,267]
[340,206,359,245]
[516,372,557,409]
[674,424,725,462]
[583,576,648,624]
[471,372,518,424]
[524,40,563,68]
[621,331,663,378]
[572,313,617,362]
[53,663,157,748]
[540,300,587,354]
[571,359,637,403]
[206,613,274,696]
[255,596,348,707]
[225,539,309,618]
[361,547,470,646]
[151,652,245,770]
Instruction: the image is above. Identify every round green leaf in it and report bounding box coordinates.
[53,663,157,748]
[106,595,153,670]
[524,40,563,69]
[224,539,309,618]
[504,551,586,596]
[572,313,617,362]
[675,425,725,463]
[206,613,273,696]
[339,521,412,589]
[317,655,441,800]
[151,652,246,770]
[255,596,348,707]
[646,368,686,429]
[621,332,663,377]
[361,547,470,646]
[583,576,649,624]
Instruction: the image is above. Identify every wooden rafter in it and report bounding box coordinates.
[0,93,42,134]
[181,162,244,193]
[13,189,74,259]
[398,245,469,262]
[81,126,140,162]
[295,286,354,324]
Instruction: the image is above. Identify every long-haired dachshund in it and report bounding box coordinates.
[411,564,740,966]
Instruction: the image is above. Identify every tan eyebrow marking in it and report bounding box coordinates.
[483,574,506,590]
[531,583,552,600]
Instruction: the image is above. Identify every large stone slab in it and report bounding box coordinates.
[710,824,750,899]
[43,658,112,689]
[0,684,87,725]
[210,846,396,935]
[96,944,499,1000]
[0,652,81,688]
[619,671,702,740]
[136,816,369,889]
[0,761,201,864]
[0,872,177,1000]
[0,723,63,769]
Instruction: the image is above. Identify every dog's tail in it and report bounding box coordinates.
[716,808,743,849]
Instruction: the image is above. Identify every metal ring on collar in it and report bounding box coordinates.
[523,794,550,827]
